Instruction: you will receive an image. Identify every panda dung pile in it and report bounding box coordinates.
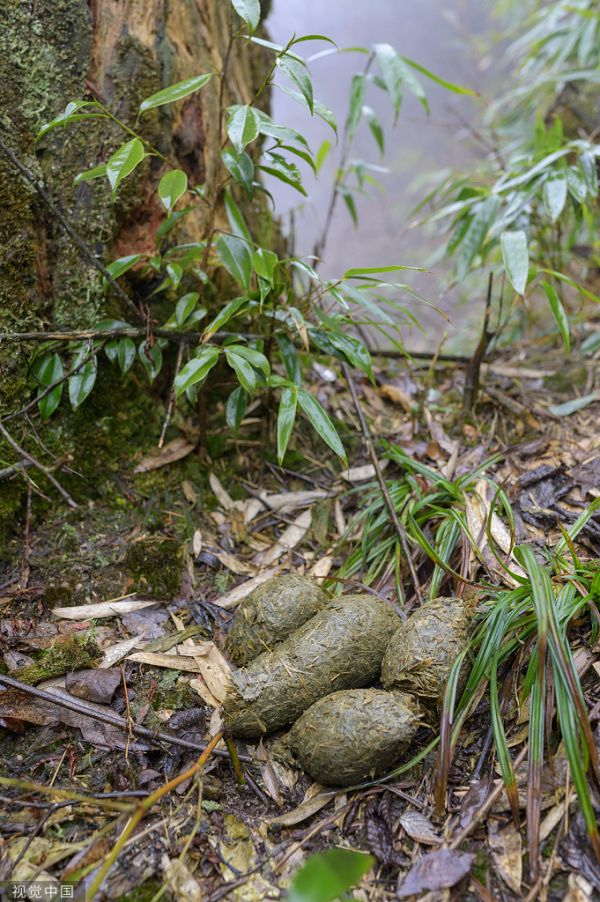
[222,576,473,785]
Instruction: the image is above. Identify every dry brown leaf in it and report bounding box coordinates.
[211,566,281,609]
[340,464,386,483]
[269,790,335,826]
[380,384,414,413]
[134,437,195,473]
[212,549,254,575]
[255,510,312,567]
[161,855,202,902]
[398,810,441,845]
[259,489,329,514]
[181,480,198,505]
[99,635,144,668]
[310,555,334,581]
[488,821,522,895]
[127,652,201,672]
[53,599,159,620]
[209,473,235,510]
[177,640,232,704]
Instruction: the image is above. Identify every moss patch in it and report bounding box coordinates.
[16,632,101,685]
[124,537,182,599]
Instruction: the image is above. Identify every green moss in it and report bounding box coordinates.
[125,537,182,599]
[16,632,101,685]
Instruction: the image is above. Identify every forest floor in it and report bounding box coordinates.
[0,330,599,901]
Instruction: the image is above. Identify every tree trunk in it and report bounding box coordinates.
[0,0,273,532]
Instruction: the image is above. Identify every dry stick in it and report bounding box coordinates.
[0,420,77,509]
[342,362,422,605]
[0,674,251,763]
[19,483,33,589]
[0,777,133,813]
[158,341,184,448]
[463,272,495,412]
[0,135,143,325]
[87,730,224,900]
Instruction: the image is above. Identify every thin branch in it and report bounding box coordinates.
[0,673,251,763]
[0,420,78,508]
[0,133,143,323]
[158,341,184,448]
[342,362,422,605]
[463,272,494,411]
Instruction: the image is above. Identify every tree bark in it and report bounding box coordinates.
[0,0,273,529]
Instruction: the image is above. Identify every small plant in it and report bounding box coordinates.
[26,1,471,467]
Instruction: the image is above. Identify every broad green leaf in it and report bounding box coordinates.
[103,255,141,288]
[230,0,260,32]
[259,153,307,196]
[541,281,570,352]
[166,261,183,287]
[401,56,476,96]
[117,337,136,374]
[138,340,163,382]
[216,234,253,292]
[139,74,212,114]
[543,175,567,222]
[288,849,374,902]
[203,296,248,339]
[95,318,130,331]
[374,43,404,122]
[257,117,310,149]
[74,162,107,185]
[175,292,200,326]
[277,386,297,464]
[276,56,313,113]
[225,349,256,393]
[226,344,270,376]
[298,388,347,464]
[566,166,587,204]
[227,105,262,154]
[106,138,145,192]
[348,74,366,141]
[158,169,188,214]
[38,101,106,139]
[501,229,529,295]
[174,347,219,396]
[326,331,373,381]
[253,247,278,283]
[225,188,252,242]
[278,85,337,133]
[34,353,64,419]
[455,195,500,280]
[226,386,249,431]
[68,350,97,409]
[221,148,254,195]
[277,334,300,384]
[104,339,119,364]
[363,105,384,155]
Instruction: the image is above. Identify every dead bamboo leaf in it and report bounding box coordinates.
[255,510,312,567]
[161,855,202,902]
[211,566,281,610]
[177,641,232,704]
[100,635,144,668]
[488,821,522,895]
[310,555,334,582]
[53,600,159,621]
[269,790,335,826]
[127,652,201,672]
[134,437,195,473]
[259,490,329,513]
[209,473,234,510]
[340,464,380,483]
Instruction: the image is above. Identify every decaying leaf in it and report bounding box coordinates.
[161,854,202,901]
[255,510,312,567]
[134,437,195,473]
[100,634,144,668]
[397,849,474,897]
[53,599,159,620]
[488,820,522,894]
[269,789,334,826]
[212,566,281,610]
[65,667,121,703]
[209,472,235,510]
[398,810,441,846]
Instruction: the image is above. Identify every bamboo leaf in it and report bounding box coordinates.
[139,74,212,114]
[501,229,529,295]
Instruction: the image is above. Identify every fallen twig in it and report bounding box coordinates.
[463,272,495,411]
[0,673,251,763]
[342,362,422,605]
[0,420,78,508]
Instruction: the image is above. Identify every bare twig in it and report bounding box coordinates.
[0,673,251,763]
[158,341,184,448]
[19,483,32,589]
[0,420,78,508]
[463,272,495,411]
[0,133,143,323]
[342,362,422,604]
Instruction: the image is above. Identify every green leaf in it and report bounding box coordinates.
[259,153,307,196]
[227,105,262,154]
[347,74,366,141]
[226,344,270,376]
[225,188,252,242]
[277,334,300,384]
[175,292,200,326]
[400,56,476,96]
[103,254,141,288]
[455,195,500,280]
[34,353,64,419]
[501,229,529,295]
[38,100,106,139]
[158,169,188,214]
[226,386,249,431]
[374,43,405,122]
[203,296,248,339]
[117,337,136,374]
[138,340,164,383]
[68,349,97,409]
[216,234,253,292]
[276,56,313,113]
[343,265,416,278]
[222,148,254,195]
[363,106,384,155]
[106,139,145,192]
[277,386,297,464]
[253,247,278,283]
[297,389,347,464]
[229,0,260,32]
[543,175,567,222]
[288,849,374,902]
[541,281,570,352]
[139,74,212,114]
[549,392,600,417]
[338,185,358,226]
[315,140,332,173]
[225,349,256,393]
[174,347,219,396]
[74,162,107,185]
